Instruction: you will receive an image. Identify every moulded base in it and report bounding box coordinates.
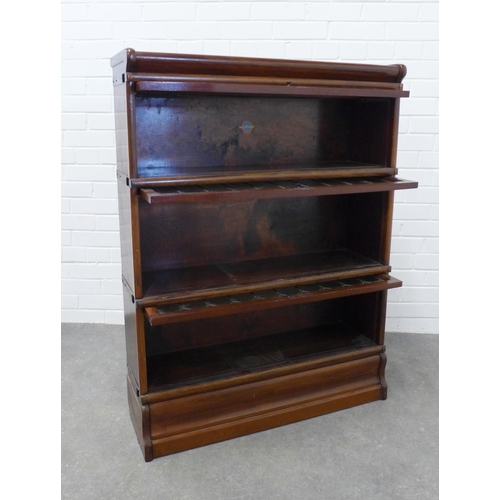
[127,348,387,462]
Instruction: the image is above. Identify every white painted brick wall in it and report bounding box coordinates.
[61,1,439,333]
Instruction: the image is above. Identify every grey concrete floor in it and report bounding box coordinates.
[62,324,438,500]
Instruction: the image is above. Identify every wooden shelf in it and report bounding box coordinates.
[134,77,409,99]
[147,322,378,392]
[145,274,401,326]
[139,176,417,204]
[138,249,389,307]
[132,162,396,187]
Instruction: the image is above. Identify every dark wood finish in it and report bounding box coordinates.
[144,275,401,326]
[139,177,417,204]
[111,49,417,461]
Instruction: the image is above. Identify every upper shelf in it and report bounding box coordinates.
[138,176,418,204]
[131,163,397,187]
[131,76,409,99]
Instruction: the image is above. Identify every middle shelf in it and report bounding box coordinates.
[144,273,401,326]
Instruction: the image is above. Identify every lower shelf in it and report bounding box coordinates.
[128,342,387,461]
[147,322,376,392]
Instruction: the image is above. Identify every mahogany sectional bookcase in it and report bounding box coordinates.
[110,48,417,462]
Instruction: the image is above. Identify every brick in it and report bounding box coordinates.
[423,238,439,253]
[61,4,88,22]
[61,148,76,164]
[62,22,112,40]
[70,198,118,215]
[398,187,438,204]
[61,214,95,230]
[419,4,439,21]
[88,114,116,130]
[392,270,427,286]
[285,42,313,60]
[61,231,72,246]
[312,41,341,61]
[62,263,78,278]
[87,78,112,96]
[86,248,111,263]
[258,41,286,59]
[396,151,419,168]
[105,311,125,325]
[395,42,423,60]
[400,221,439,237]
[329,22,385,40]
[393,203,431,220]
[98,40,130,59]
[65,166,116,182]
[102,280,123,295]
[398,117,410,134]
[415,254,439,270]
[401,287,439,303]
[231,42,259,58]
[253,3,305,20]
[391,236,424,253]
[423,42,439,60]
[150,41,178,53]
[390,254,415,269]
[64,130,115,147]
[62,309,105,323]
[410,117,439,134]
[363,4,419,21]
[93,183,118,199]
[62,95,112,113]
[71,41,101,60]
[163,22,213,40]
[89,4,142,22]
[398,134,435,151]
[177,41,205,55]
[110,248,122,263]
[306,3,361,21]
[425,271,439,286]
[387,22,438,41]
[431,171,439,187]
[198,3,250,20]
[143,3,196,21]
[396,169,434,186]
[95,215,119,231]
[220,22,273,40]
[61,295,79,309]
[405,61,439,79]
[340,42,368,60]
[425,303,439,318]
[62,114,86,130]
[100,149,117,165]
[390,318,438,334]
[400,98,438,116]
[410,80,439,97]
[61,78,86,95]
[75,148,100,165]
[430,205,438,220]
[113,22,165,40]
[61,182,93,198]
[367,42,395,60]
[62,247,87,262]
[62,59,111,78]
[274,22,328,40]
[203,41,232,56]
[76,263,121,279]
[388,303,427,318]
[80,294,123,310]
[418,152,439,168]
